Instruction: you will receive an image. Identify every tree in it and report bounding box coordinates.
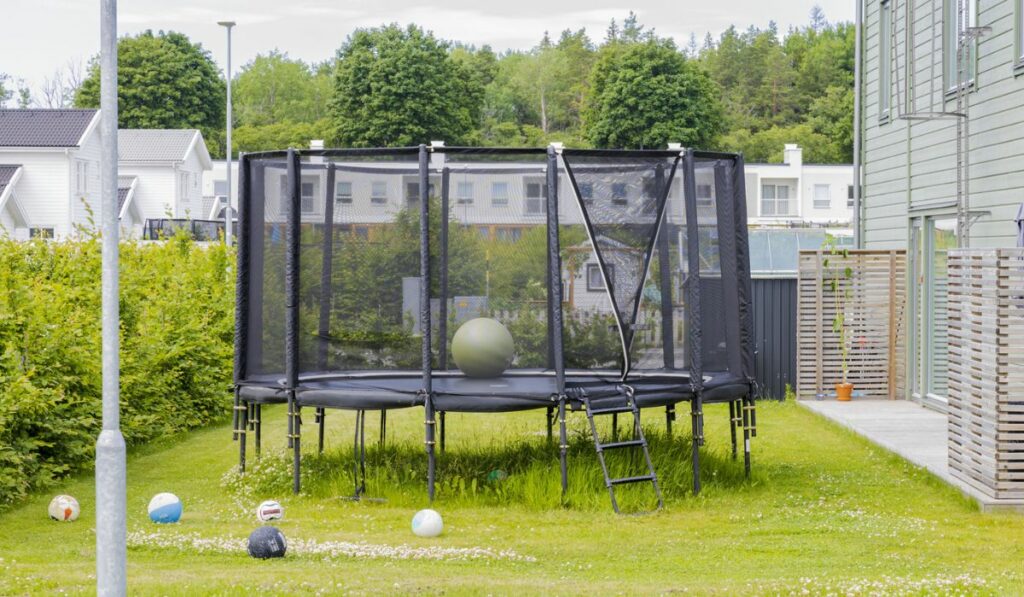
[75,30,225,146]
[232,119,332,154]
[0,74,11,107]
[233,51,331,126]
[584,37,723,149]
[40,61,85,109]
[329,24,483,147]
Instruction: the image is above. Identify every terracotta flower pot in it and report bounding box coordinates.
[836,382,854,402]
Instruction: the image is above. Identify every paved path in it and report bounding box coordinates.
[799,399,1023,511]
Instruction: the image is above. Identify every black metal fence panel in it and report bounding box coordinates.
[751,277,796,400]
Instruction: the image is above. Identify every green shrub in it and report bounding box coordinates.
[0,232,233,505]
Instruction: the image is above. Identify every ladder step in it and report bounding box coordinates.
[609,474,656,486]
[599,439,645,450]
[589,405,634,416]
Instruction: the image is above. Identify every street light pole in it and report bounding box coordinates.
[218,21,236,246]
[96,0,127,595]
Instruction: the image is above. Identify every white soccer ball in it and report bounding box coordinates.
[256,500,284,523]
[411,509,443,538]
[48,495,80,522]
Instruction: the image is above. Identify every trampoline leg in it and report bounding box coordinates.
[611,412,618,441]
[666,404,674,437]
[232,387,240,442]
[743,397,752,478]
[379,410,387,448]
[439,411,446,454]
[353,410,367,497]
[546,407,553,443]
[254,404,262,459]
[691,396,703,496]
[558,396,568,498]
[292,397,301,495]
[238,397,248,473]
[317,407,325,455]
[425,396,436,502]
[729,401,738,460]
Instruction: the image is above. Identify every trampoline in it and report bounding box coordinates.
[232,144,757,512]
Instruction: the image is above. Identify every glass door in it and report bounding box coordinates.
[910,215,958,407]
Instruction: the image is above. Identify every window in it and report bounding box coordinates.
[491,182,509,206]
[180,172,190,200]
[335,181,352,203]
[371,181,387,204]
[880,0,892,120]
[476,226,491,240]
[1018,0,1024,68]
[405,180,436,204]
[496,228,522,242]
[611,183,627,205]
[696,184,713,207]
[456,181,474,204]
[587,263,612,291]
[214,180,228,197]
[29,227,55,239]
[354,226,369,240]
[761,183,792,216]
[944,0,977,91]
[75,161,89,193]
[578,182,594,201]
[301,181,315,213]
[813,184,831,209]
[847,184,855,208]
[524,180,547,214]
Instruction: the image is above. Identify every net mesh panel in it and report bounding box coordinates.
[561,154,680,375]
[695,157,731,373]
[434,152,550,370]
[244,156,289,378]
[290,152,423,374]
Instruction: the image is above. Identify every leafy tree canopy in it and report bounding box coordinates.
[233,51,332,127]
[329,24,483,147]
[75,30,225,152]
[584,37,723,149]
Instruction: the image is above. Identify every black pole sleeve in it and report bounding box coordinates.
[715,160,743,377]
[546,148,566,392]
[655,163,675,370]
[419,145,432,392]
[233,153,250,384]
[285,149,301,389]
[247,161,266,374]
[317,163,336,371]
[682,150,703,394]
[732,155,756,382]
[439,167,450,370]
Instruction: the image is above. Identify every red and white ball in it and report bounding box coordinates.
[256,500,283,523]
[48,495,80,522]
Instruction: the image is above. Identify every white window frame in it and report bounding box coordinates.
[335,181,353,203]
[813,184,831,209]
[29,227,55,239]
[456,181,474,205]
[75,160,89,193]
[1016,0,1024,72]
[760,182,793,217]
[611,182,627,205]
[300,179,316,214]
[586,263,611,291]
[179,172,190,200]
[944,0,977,93]
[371,181,388,204]
[490,182,509,206]
[696,183,713,207]
[524,179,547,214]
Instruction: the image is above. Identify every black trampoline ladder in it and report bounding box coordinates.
[583,385,663,514]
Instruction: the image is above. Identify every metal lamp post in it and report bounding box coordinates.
[218,20,236,246]
[96,0,127,595]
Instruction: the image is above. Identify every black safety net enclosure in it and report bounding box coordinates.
[233,145,756,512]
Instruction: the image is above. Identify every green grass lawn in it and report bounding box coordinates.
[0,401,1021,595]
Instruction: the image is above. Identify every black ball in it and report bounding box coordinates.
[247,526,287,559]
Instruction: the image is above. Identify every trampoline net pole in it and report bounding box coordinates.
[285,148,301,493]
[682,149,705,494]
[418,145,436,501]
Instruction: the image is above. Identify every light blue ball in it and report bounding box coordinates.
[148,492,183,524]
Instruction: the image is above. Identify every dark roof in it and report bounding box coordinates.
[0,109,98,148]
[117,176,137,215]
[0,164,22,195]
[118,129,199,161]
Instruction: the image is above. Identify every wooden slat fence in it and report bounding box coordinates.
[947,249,1024,501]
[797,250,906,400]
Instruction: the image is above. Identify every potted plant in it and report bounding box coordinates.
[823,239,854,401]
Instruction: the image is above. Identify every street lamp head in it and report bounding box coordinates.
[217,21,236,28]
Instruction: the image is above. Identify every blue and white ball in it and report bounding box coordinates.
[256,500,283,523]
[411,509,443,538]
[147,492,183,524]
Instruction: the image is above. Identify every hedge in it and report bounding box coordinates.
[0,233,234,505]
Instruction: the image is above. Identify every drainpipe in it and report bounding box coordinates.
[853,0,864,248]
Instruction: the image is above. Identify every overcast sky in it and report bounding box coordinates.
[2,0,854,101]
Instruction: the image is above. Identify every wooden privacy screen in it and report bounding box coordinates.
[797,250,906,400]
[947,249,1024,502]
